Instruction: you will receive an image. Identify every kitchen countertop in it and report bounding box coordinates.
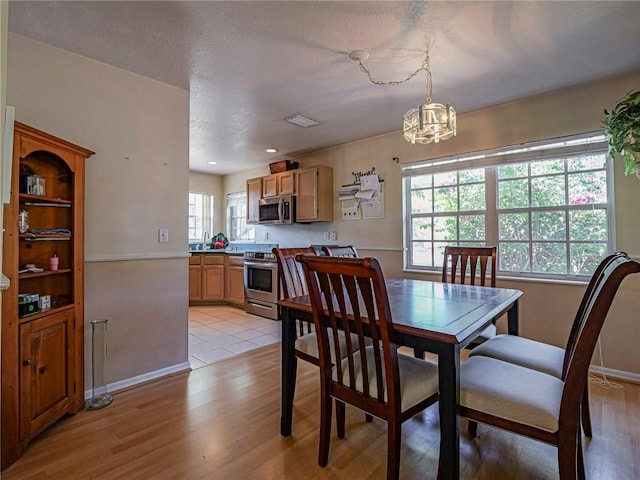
[188,249,244,256]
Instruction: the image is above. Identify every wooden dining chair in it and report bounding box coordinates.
[416,245,497,358]
[297,255,440,480]
[459,252,640,480]
[273,247,321,365]
[468,252,623,438]
[444,245,498,345]
[273,247,373,426]
[321,245,358,258]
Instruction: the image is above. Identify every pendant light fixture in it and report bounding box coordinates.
[350,50,456,145]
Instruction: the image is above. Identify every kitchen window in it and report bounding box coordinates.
[403,133,614,280]
[227,192,255,241]
[188,192,214,242]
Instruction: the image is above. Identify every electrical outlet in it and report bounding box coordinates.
[158,228,169,243]
[330,231,337,241]
[264,231,269,240]
[324,231,330,240]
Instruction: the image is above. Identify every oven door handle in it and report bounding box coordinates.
[244,261,278,270]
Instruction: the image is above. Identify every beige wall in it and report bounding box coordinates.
[223,71,640,378]
[7,34,191,386]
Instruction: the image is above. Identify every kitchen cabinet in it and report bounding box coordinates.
[190,254,225,302]
[296,165,333,222]
[188,256,202,301]
[202,256,225,301]
[1,122,93,470]
[246,177,261,224]
[262,171,295,198]
[225,255,245,306]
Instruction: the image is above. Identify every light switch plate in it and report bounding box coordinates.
[159,228,169,243]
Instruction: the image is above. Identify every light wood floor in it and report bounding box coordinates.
[3,344,638,480]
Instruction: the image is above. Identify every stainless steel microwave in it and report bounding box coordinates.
[258,195,295,225]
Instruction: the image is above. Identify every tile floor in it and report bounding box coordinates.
[188,305,281,369]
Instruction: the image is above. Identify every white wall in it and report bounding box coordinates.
[7,34,190,385]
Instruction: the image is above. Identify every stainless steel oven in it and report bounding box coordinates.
[244,251,279,320]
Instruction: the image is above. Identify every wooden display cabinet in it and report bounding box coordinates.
[1,122,93,470]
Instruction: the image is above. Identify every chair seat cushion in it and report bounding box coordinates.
[460,356,564,433]
[335,346,439,412]
[468,334,564,378]
[295,329,371,362]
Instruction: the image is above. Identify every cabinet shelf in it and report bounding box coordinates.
[17,303,74,325]
[18,269,72,280]
[20,234,71,241]
[19,193,72,206]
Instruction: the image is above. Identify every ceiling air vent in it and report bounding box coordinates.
[285,114,319,128]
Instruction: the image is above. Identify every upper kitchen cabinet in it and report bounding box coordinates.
[262,171,295,198]
[246,177,261,225]
[296,165,333,222]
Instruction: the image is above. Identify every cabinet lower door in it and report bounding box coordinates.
[202,265,225,300]
[19,310,74,441]
[189,265,202,301]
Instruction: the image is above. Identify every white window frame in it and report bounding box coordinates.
[402,132,615,280]
[188,192,214,243]
[227,192,255,242]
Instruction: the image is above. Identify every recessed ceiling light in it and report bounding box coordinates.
[265,148,278,153]
[208,161,217,165]
[285,114,319,127]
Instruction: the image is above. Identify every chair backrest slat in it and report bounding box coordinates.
[442,246,497,287]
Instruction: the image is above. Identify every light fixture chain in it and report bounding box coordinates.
[357,52,430,87]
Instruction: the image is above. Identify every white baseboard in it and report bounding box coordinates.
[84,362,191,399]
[589,365,640,385]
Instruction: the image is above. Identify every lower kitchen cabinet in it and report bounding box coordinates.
[225,256,245,306]
[202,257,225,301]
[189,253,244,305]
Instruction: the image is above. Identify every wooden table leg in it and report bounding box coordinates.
[437,345,460,480]
[280,306,297,436]
[507,298,519,336]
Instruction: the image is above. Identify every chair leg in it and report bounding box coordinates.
[577,431,585,480]
[581,384,593,437]
[336,400,346,439]
[413,348,425,359]
[318,390,332,467]
[468,420,478,438]
[557,427,578,480]
[366,413,373,423]
[387,420,402,480]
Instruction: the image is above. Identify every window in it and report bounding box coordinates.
[403,133,613,279]
[188,192,214,242]
[227,192,254,241]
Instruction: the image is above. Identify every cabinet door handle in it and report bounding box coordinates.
[23,358,32,366]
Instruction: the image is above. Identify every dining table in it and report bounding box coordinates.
[278,278,523,480]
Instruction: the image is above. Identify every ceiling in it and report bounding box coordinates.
[8,1,640,175]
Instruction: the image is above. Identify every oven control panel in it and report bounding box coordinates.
[244,251,277,262]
